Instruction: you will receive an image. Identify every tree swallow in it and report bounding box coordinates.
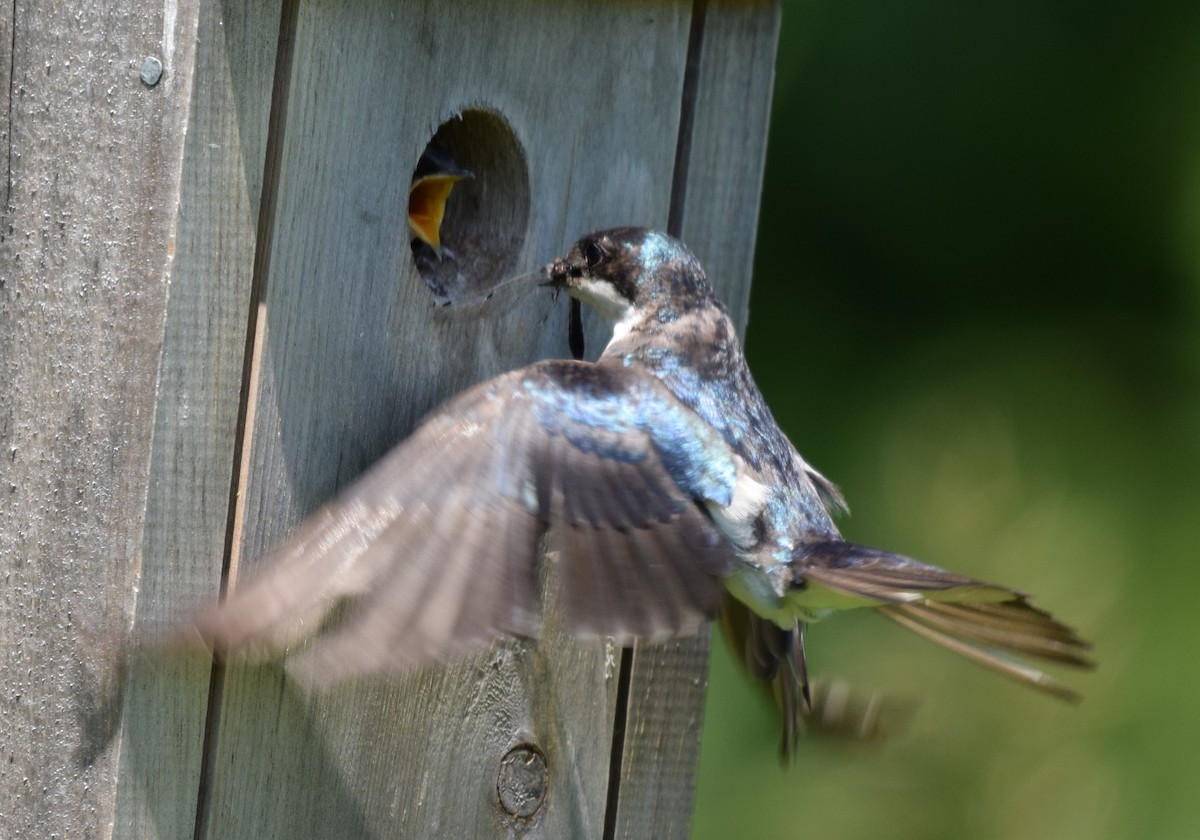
[193,227,1092,754]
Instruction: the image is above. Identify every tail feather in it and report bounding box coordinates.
[904,600,1091,665]
[879,605,1087,702]
[798,540,1094,702]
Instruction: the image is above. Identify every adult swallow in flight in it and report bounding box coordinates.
[192,228,1092,754]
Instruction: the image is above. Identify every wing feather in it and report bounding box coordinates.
[190,360,739,682]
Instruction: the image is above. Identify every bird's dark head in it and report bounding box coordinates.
[544,228,717,330]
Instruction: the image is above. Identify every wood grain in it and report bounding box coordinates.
[611,2,782,835]
[1,1,13,211]
[198,2,693,838]
[1,1,781,836]
[0,1,201,836]
[108,3,284,838]
[677,0,781,332]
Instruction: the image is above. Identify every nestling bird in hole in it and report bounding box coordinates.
[190,227,1093,754]
[408,141,472,261]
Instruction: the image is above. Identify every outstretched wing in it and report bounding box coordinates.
[796,541,1094,701]
[190,359,740,683]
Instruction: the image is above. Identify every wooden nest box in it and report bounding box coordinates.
[1,0,780,836]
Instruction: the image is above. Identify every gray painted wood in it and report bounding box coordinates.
[1,0,781,836]
[0,1,201,837]
[611,3,782,835]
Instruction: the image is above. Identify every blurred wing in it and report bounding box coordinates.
[719,595,912,758]
[718,596,810,757]
[802,678,916,745]
[191,359,739,683]
[796,540,1094,701]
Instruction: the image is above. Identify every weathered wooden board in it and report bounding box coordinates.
[189,0,777,835]
[110,2,284,838]
[1,4,12,212]
[2,0,782,836]
[677,0,781,331]
[198,1,695,838]
[610,2,781,835]
[0,1,201,837]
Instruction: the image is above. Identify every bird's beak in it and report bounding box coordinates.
[408,173,469,258]
[540,257,571,296]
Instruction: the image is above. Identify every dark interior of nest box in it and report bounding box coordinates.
[409,110,530,307]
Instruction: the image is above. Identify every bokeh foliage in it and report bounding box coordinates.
[694,2,1200,838]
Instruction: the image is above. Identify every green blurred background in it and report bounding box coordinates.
[693,2,1200,838]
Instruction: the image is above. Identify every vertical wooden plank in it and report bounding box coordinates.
[0,0,782,835]
[611,1,781,836]
[611,637,716,840]
[678,0,780,330]
[0,1,200,837]
[198,1,696,838]
[110,2,283,838]
[1,1,12,212]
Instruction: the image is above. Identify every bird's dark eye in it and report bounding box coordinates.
[583,241,605,268]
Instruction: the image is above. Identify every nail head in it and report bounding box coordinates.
[140,56,163,87]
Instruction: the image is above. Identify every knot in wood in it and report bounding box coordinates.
[496,744,548,820]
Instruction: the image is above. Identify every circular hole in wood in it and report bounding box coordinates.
[409,109,529,306]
